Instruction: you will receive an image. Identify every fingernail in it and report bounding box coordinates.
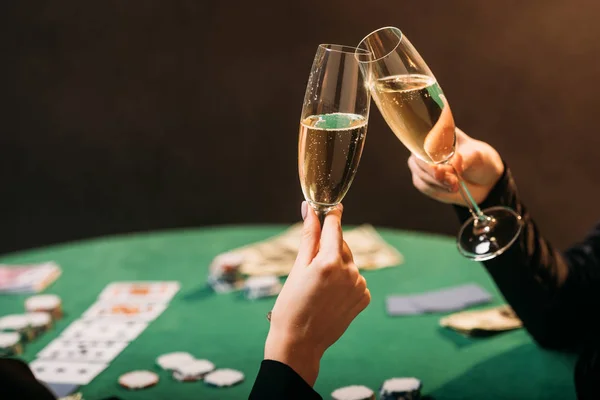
[337,203,344,212]
[301,201,308,220]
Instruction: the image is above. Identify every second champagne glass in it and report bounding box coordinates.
[357,27,522,260]
[299,44,372,224]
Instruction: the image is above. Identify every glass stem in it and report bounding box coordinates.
[316,209,327,228]
[450,165,486,222]
[445,164,496,237]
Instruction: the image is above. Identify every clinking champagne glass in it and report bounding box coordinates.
[357,27,522,261]
[299,44,372,225]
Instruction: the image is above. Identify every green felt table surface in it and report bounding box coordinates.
[0,225,577,400]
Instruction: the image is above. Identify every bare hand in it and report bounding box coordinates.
[408,128,504,206]
[264,202,371,386]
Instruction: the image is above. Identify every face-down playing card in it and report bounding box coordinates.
[386,283,493,316]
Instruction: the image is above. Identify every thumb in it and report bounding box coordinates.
[293,201,321,268]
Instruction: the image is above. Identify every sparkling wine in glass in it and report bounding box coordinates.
[299,44,372,224]
[358,27,522,260]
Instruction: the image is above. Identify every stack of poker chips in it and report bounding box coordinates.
[380,377,422,400]
[331,385,376,400]
[0,294,62,356]
[149,351,244,388]
[25,294,63,320]
[207,253,245,293]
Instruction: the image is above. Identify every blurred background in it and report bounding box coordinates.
[1,0,600,255]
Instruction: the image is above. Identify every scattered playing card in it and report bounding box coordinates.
[386,297,423,316]
[38,338,128,363]
[440,305,523,334]
[98,281,180,303]
[82,300,166,322]
[29,359,108,385]
[226,224,403,277]
[61,319,148,342]
[43,382,79,398]
[0,262,62,294]
[386,283,493,316]
[411,284,493,312]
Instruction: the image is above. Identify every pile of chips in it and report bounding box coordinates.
[118,351,244,391]
[0,294,62,356]
[208,253,282,300]
[332,377,422,400]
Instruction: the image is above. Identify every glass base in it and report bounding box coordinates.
[457,206,523,261]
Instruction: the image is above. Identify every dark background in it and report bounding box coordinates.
[1,0,599,254]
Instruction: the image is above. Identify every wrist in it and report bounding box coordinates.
[264,329,322,386]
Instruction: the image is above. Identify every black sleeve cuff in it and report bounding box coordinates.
[453,161,520,224]
[249,360,322,400]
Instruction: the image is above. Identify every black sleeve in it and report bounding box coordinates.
[0,358,56,400]
[249,359,322,400]
[454,164,600,350]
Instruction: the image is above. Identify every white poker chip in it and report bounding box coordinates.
[332,385,376,400]
[380,377,422,399]
[25,294,61,312]
[26,312,52,328]
[156,352,195,371]
[0,332,20,348]
[172,359,215,381]
[203,368,244,387]
[118,370,159,390]
[0,314,30,331]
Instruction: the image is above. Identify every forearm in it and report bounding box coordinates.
[454,165,586,349]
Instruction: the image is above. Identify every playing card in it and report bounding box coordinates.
[43,382,79,398]
[29,359,108,385]
[386,296,423,316]
[38,338,128,363]
[412,284,492,312]
[82,300,166,321]
[98,281,180,303]
[61,319,147,342]
[440,305,523,333]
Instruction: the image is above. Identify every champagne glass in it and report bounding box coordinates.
[299,44,372,225]
[357,27,522,261]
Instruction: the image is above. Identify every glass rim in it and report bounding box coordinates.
[319,43,372,60]
[356,26,403,63]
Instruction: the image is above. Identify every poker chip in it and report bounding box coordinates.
[0,314,34,341]
[172,359,215,382]
[156,352,195,371]
[243,275,282,300]
[118,370,159,390]
[380,377,422,400]
[26,312,53,335]
[0,331,23,356]
[25,294,63,320]
[332,385,376,400]
[203,368,245,387]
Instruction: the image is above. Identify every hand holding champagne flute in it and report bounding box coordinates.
[298,45,372,225]
[357,27,522,260]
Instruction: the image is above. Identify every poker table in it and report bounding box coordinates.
[0,226,577,399]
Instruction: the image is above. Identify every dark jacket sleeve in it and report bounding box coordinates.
[454,164,600,350]
[249,359,322,400]
[0,358,56,400]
